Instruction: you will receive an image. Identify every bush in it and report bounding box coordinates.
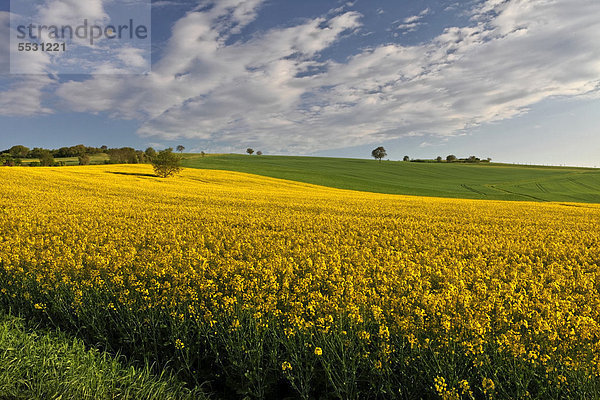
[145,147,157,160]
[151,148,183,178]
[108,148,139,164]
[1,154,18,166]
[79,154,91,165]
[39,151,55,166]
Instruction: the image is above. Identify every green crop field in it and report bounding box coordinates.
[183,154,600,203]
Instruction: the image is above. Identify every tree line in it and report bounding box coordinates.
[0,144,171,167]
[371,147,491,163]
[0,144,185,179]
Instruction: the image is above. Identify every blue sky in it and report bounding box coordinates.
[1,0,600,166]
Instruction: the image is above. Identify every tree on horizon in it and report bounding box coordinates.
[9,145,29,158]
[371,147,387,162]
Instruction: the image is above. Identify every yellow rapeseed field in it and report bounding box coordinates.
[1,164,599,398]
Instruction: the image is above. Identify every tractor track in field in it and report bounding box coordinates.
[489,185,547,201]
[460,184,487,196]
[568,177,598,191]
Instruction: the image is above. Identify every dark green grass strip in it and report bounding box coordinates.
[0,312,205,400]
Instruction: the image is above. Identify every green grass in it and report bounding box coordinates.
[183,154,600,203]
[0,312,205,400]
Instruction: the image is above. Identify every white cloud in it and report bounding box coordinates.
[1,11,53,74]
[0,76,55,116]
[116,47,148,69]
[395,7,430,33]
[0,12,9,73]
[0,11,55,116]
[153,1,187,7]
[7,0,150,75]
[395,22,422,33]
[36,0,108,27]
[11,0,600,153]
[56,5,362,134]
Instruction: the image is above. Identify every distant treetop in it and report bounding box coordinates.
[371,146,387,162]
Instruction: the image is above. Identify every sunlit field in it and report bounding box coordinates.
[1,165,599,399]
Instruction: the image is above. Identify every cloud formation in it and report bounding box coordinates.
[36,0,108,27]
[394,7,430,33]
[7,0,150,75]
[8,0,600,152]
[0,12,55,116]
[0,12,9,73]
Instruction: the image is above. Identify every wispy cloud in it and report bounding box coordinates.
[0,12,10,73]
[56,1,363,146]
[152,1,188,7]
[5,0,600,154]
[394,7,430,33]
[0,76,55,117]
[6,0,150,75]
[0,11,55,116]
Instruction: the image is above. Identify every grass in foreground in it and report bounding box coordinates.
[183,154,600,203]
[0,312,204,400]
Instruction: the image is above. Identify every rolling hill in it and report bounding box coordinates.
[182,154,600,203]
